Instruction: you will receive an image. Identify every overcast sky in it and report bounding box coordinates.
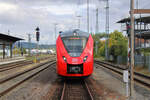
[0,0,149,44]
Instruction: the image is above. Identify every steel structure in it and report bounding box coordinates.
[99,0,110,60]
[105,0,109,60]
[54,23,58,42]
[87,0,90,33]
[76,15,82,29]
[96,8,99,34]
[28,34,31,56]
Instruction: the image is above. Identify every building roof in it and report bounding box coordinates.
[136,16,150,23]
[117,16,150,24]
[0,33,23,43]
[136,31,150,39]
[60,29,89,38]
[117,18,130,23]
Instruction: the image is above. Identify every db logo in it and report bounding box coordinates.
[72,58,78,62]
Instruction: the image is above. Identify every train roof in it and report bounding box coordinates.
[60,29,89,37]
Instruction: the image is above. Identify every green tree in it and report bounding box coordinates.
[92,30,128,62]
[109,30,128,62]
[92,33,107,57]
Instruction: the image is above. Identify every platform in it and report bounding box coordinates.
[0,56,25,65]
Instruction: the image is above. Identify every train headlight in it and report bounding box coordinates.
[83,56,88,62]
[63,56,67,62]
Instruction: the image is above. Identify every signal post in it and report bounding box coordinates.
[130,0,150,99]
[34,27,40,63]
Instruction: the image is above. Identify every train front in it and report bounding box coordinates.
[56,29,93,77]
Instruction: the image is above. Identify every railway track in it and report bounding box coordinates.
[95,60,150,91]
[0,60,33,72]
[60,79,94,100]
[0,60,56,97]
[0,56,52,72]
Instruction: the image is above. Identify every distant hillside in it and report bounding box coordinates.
[14,42,55,49]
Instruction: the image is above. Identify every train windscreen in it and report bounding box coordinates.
[62,37,88,57]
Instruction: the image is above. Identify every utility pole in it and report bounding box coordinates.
[96,8,99,34]
[77,15,81,29]
[87,0,89,33]
[99,0,110,60]
[96,41,98,55]
[28,34,31,56]
[54,23,58,42]
[130,0,135,99]
[105,0,109,60]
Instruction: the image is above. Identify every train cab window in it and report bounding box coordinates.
[62,37,88,57]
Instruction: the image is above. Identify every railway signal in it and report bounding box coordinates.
[126,23,131,36]
[34,27,40,63]
[35,27,40,42]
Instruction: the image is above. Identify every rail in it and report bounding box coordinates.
[95,60,150,91]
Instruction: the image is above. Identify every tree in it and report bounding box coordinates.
[109,30,128,62]
[99,41,105,57]
[92,30,127,61]
[92,33,107,57]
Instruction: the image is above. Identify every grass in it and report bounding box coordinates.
[94,56,105,61]
[25,54,51,61]
[0,53,3,56]
[135,66,150,76]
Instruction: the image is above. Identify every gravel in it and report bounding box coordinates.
[1,63,57,100]
[2,61,149,100]
[94,63,150,100]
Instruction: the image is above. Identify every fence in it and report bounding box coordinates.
[117,55,150,72]
[117,56,127,65]
[135,55,150,71]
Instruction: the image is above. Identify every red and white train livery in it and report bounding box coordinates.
[56,29,93,77]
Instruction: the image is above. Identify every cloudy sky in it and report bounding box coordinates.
[0,0,149,44]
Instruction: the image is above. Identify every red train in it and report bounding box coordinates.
[56,29,93,77]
